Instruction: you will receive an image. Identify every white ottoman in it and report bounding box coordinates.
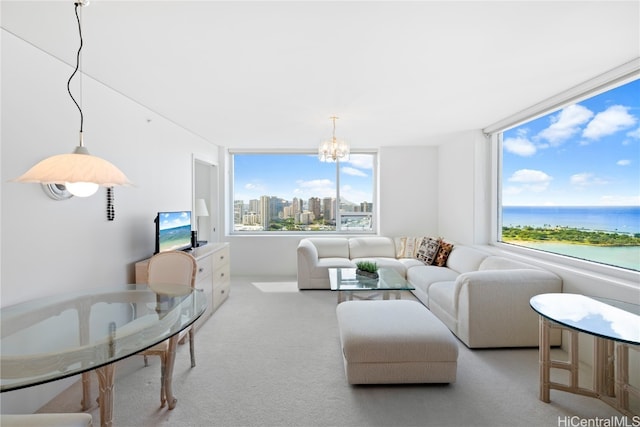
[0,414,93,427]
[336,300,458,385]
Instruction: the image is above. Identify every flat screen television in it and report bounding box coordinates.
[154,211,192,254]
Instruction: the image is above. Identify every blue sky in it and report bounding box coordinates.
[234,154,374,205]
[502,79,640,206]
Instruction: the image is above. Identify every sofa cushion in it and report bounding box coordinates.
[445,245,489,274]
[398,258,425,269]
[349,237,396,259]
[407,265,459,296]
[308,237,349,258]
[478,256,539,271]
[416,237,440,264]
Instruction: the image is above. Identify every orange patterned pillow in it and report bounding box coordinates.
[434,239,454,267]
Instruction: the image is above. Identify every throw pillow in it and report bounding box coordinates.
[395,236,420,258]
[434,238,454,267]
[416,237,440,265]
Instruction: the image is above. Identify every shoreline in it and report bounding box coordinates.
[502,225,640,247]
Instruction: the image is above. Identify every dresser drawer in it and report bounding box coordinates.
[213,245,230,266]
[213,282,230,311]
[195,256,213,283]
[213,263,229,283]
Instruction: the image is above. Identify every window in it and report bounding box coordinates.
[231,152,376,233]
[498,78,640,271]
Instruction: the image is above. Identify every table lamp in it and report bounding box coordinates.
[195,199,209,247]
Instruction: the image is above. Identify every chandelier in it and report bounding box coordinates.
[14,1,131,198]
[318,116,349,162]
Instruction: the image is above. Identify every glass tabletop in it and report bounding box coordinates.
[530,293,640,345]
[329,268,414,292]
[0,284,206,392]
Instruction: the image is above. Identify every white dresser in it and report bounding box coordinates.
[135,242,230,330]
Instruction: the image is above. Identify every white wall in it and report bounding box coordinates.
[437,130,490,245]
[1,29,217,413]
[378,146,438,237]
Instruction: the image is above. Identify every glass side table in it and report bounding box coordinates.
[530,293,640,417]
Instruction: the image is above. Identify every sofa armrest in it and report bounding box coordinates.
[454,269,562,347]
[297,238,319,264]
[297,239,319,289]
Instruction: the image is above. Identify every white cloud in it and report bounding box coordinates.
[345,154,374,170]
[341,166,368,177]
[293,178,335,198]
[244,182,265,192]
[627,127,640,139]
[583,105,637,140]
[617,159,631,166]
[503,136,537,156]
[507,169,552,192]
[537,104,594,145]
[570,172,608,187]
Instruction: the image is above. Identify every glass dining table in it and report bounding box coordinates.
[0,283,207,427]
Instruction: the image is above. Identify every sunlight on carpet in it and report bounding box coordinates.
[252,281,299,293]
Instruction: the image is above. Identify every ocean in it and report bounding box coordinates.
[502,206,640,235]
[502,206,640,271]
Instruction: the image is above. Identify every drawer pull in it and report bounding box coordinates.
[220,272,225,278]
[219,255,225,260]
[221,289,225,294]
[198,267,204,273]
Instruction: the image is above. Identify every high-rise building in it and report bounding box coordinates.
[259,196,271,229]
[249,199,260,215]
[322,197,335,222]
[308,197,321,219]
[234,200,244,223]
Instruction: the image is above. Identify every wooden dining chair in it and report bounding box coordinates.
[141,250,197,407]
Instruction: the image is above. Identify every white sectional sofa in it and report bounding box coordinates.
[297,236,562,348]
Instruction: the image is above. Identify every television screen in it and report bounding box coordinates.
[155,211,192,253]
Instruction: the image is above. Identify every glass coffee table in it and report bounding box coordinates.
[329,267,414,303]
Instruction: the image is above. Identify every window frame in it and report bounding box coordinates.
[228,149,378,236]
[485,60,640,282]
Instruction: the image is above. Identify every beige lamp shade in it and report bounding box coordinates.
[14,147,132,189]
[195,198,209,217]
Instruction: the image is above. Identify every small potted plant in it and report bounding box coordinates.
[356,261,379,279]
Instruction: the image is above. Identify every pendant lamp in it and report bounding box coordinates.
[318,116,350,162]
[14,1,131,198]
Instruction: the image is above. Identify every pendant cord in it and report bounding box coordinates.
[67,2,84,135]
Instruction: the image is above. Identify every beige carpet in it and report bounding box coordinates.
[252,281,299,293]
[37,277,628,427]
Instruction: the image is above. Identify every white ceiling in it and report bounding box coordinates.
[2,1,639,149]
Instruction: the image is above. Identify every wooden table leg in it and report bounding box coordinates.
[94,363,116,427]
[164,335,179,410]
[81,372,92,411]
[539,316,551,402]
[616,343,630,412]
